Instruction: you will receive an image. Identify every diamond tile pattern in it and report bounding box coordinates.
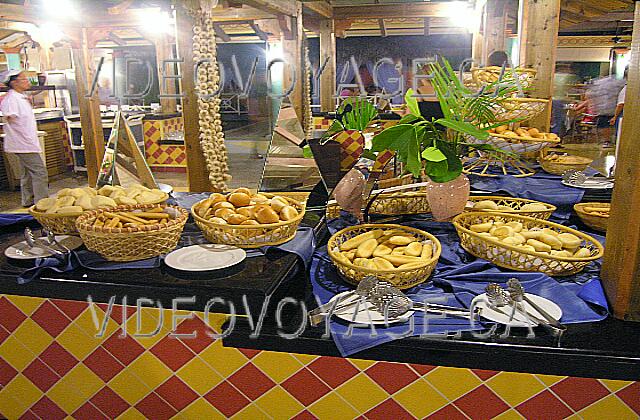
[0,293,637,420]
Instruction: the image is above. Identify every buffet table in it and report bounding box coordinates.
[0,188,638,419]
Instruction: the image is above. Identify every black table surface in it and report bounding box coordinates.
[1,195,639,381]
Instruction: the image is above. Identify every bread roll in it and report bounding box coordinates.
[280,206,298,221]
[57,205,83,214]
[35,197,57,211]
[241,219,260,225]
[255,206,280,224]
[75,195,94,210]
[270,197,288,212]
[574,248,591,258]
[209,217,227,224]
[405,242,423,257]
[339,230,383,251]
[389,236,414,246]
[233,187,252,196]
[372,244,392,257]
[372,257,395,270]
[98,185,117,196]
[226,213,248,225]
[229,192,251,207]
[209,193,227,204]
[526,239,552,253]
[212,201,235,211]
[474,200,499,210]
[236,207,254,218]
[91,196,117,209]
[116,196,138,205]
[470,222,493,233]
[355,238,378,258]
[57,188,73,197]
[558,233,581,249]
[215,208,235,220]
[251,193,269,204]
[58,196,76,207]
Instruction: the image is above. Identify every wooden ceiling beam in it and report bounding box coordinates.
[239,0,297,17]
[568,0,625,14]
[335,19,353,38]
[213,23,231,42]
[379,19,387,37]
[303,1,332,19]
[333,3,451,20]
[107,31,127,46]
[560,10,587,23]
[107,0,135,15]
[561,0,602,18]
[249,21,269,41]
[278,15,293,39]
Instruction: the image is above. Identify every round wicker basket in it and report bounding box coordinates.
[191,196,306,248]
[29,191,169,235]
[492,98,549,122]
[466,131,559,155]
[471,66,537,89]
[327,224,441,290]
[574,203,609,232]
[539,156,593,175]
[465,196,556,220]
[452,212,603,276]
[326,191,431,219]
[75,204,188,261]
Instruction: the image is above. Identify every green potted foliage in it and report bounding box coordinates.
[370,59,517,220]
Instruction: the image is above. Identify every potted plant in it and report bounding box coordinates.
[370,59,518,220]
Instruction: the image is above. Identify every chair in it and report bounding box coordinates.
[570,113,600,144]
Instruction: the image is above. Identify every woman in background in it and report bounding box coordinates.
[0,70,49,207]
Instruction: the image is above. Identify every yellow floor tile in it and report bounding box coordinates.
[425,367,482,401]
[177,398,225,419]
[199,341,248,377]
[200,312,229,335]
[12,318,53,356]
[47,364,103,413]
[78,304,119,339]
[177,357,224,395]
[493,409,526,420]
[118,407,147,420]
[348,358,376,371]
[535,374,566,387]
[393,378,449,418]
[251,351,304,383]
[6,294,45,316]
[0,335,37,371]
[336,373,388,413]
[129,312,171,350]
[231,403,271,420]
[55,323,100,360]
[127,352,173,390]
[309,392,359,420]
[486,372,546,406]
[254,386,305,419]
[291,353,318,366]
[108,369,151,405]
[599,379,634,393]
[0,374,43,419]
[579,395,637,420]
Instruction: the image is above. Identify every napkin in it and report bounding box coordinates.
[0,213,35,227]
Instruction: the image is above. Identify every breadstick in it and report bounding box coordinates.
[131,212,170,219]
[106,216,120,228]
[122,213,156,224]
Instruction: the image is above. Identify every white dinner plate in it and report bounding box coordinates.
[561,179,614,189]
[5,235,84,260]
[471,292,562,327]
[327,291,414,327]
[164,244,246,272]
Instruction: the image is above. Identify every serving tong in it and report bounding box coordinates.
[562,170,614,187]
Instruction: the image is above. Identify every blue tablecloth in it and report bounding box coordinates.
[312,219,608,357]
[0,213,35,227]
[469,171,585,221]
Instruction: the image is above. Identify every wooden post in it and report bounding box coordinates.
[154,32,178,113]
[70,28,105,186]
[282,2,305,123]
[482,0,507,65]
[472,3,484,66]
[519,0,560,131]
[319,18,335,113]
[600,3,640,321]
[175,2,214,192]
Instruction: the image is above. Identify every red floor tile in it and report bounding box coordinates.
[102,331,145,365]
[18,410,39,420]
[228,363,276,400]
[50,298,86,320]
[454,385,509,420]
[472,369,500,381]
[365,362,419,394]
[150,336,196,371]
[0,357,18,387]
[29,396,66,420]
[0,326,9,346]
[30,301,70,337]
[0,297,27,332]
[39,342,78,376]
[516,390,573,420]
[426,404,468,419]
[204,381,251,417]
[410,363,437,376]
[365,398,416,420]
[72,402,108,420]
[308,357,360,388]
[291,410,319,420]
[173,317,216,354]
[90,386,130,418]
[551,377,610,411]
[82,347,124,382]
[156,376,199,411]
[23,358,60,392]
[135,392,177,420]
[282,368,332,406]
[96,303,137,324]
[237,347,261,359]
[616,382,640,414]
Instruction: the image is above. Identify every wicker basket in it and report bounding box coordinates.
[327,224,441,289]
[192,195,306,248]
[75,204,188,261]
[539,156,593,175]
[326,191,431,219]
[492,98,549,122]
[466,131,559,156]
[28,191,169,235]
[471,66,537,89]
[452,212,603,276]
[574,203,609,232]
[465,196,556,220]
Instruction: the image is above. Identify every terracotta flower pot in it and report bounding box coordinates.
[426,174,470,221]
